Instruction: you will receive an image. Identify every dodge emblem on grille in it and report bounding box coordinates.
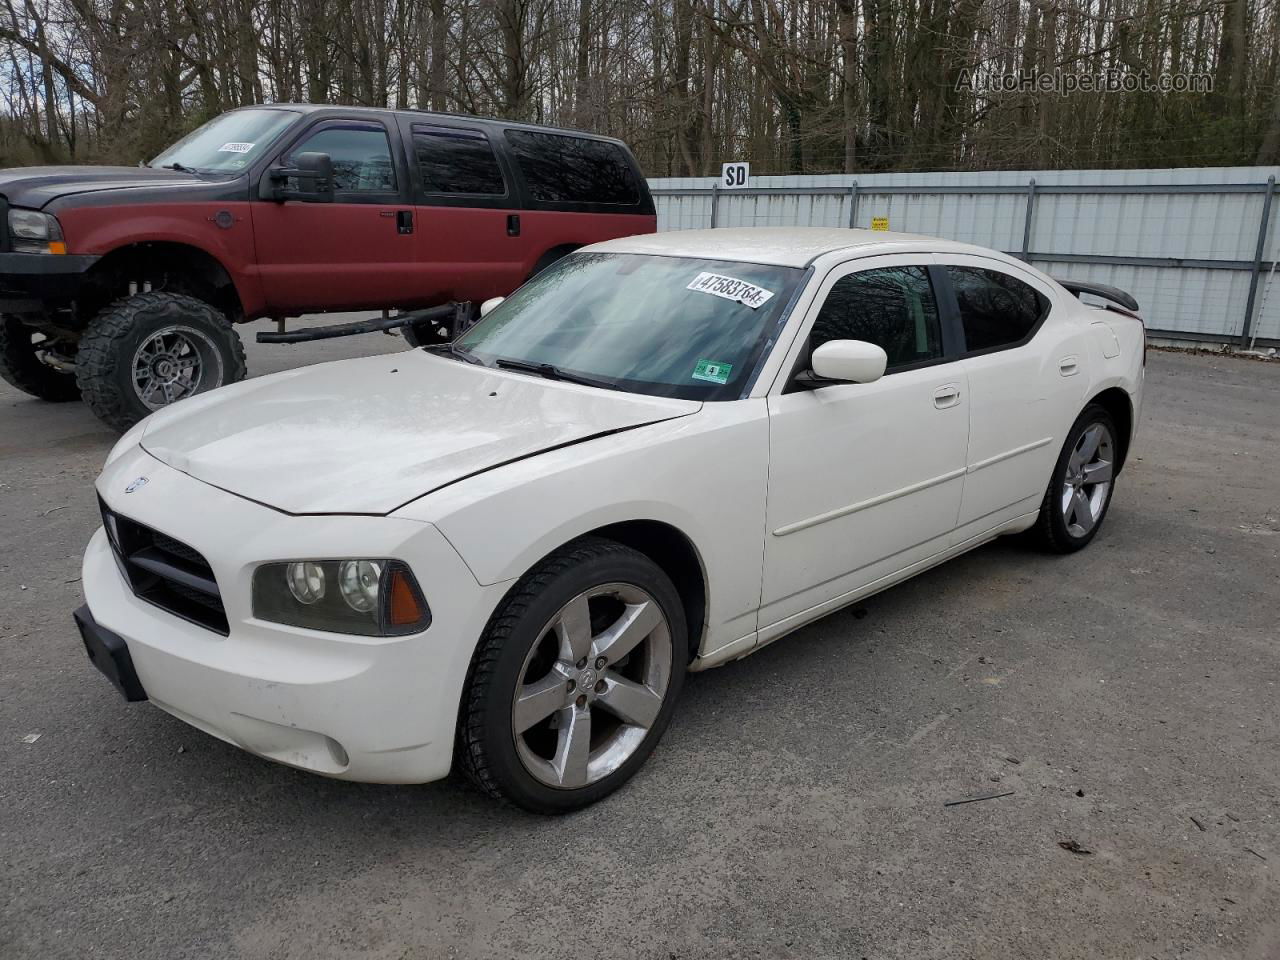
[124,476,149,494]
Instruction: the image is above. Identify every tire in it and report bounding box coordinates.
[0,316,80,402]
[456,536,688,813]
[1032,403,1119,553]
[75,291,246,431]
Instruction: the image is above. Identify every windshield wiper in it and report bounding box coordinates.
[493,357,617,390]
[160,162,200,174]
[423,342,486,365]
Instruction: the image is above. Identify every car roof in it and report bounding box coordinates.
[242,103,630,145]
[582,227,988,268]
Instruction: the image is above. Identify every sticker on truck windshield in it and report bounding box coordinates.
[217,142,255,154]
[686,272,775,309]
[692,359,733,384]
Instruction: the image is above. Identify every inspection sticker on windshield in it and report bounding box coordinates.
[692,359,733,384]
[217,142,255,154]
[686,272,775,309]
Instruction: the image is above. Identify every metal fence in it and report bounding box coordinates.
[648,168,1280,348]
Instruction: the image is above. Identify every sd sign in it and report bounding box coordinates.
[721,162,750,189]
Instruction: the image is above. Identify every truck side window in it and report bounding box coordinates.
[412,125,506,196]
[505,131,639,205]
[288,124,396,194]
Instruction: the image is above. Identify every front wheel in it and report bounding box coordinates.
[1033,404,1119,553]
[0,316,80,401]
[456,537,687,813]
[75,291,246,431]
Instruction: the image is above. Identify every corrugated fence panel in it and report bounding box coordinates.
[650,166,1280,343]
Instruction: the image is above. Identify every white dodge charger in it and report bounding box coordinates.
[77,228,1145,812]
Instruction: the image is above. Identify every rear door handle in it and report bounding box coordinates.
[933,384,962,409]
[396,210,414,235]
[1059,355,1079,376]
[507,214,520,237]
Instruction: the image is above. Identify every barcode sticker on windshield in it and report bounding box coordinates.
[686,272,775,309]
[217,142,255,154]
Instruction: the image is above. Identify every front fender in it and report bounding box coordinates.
[396,402,771,655]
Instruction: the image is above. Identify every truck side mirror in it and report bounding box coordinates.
[264,152,335,203]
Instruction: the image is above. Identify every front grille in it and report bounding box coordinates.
[100,498,228,635]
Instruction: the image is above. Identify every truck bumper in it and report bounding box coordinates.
[0,251,99,312]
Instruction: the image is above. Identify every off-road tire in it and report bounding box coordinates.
[1032,403,1119,553]
[0,316,80,401]
[456,536,688,814]
[75,291,246,431]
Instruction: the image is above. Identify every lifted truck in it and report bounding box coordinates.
[0,105,655,430]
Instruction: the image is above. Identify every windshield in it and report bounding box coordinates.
[150,108,298,173]
[454,252,804,400]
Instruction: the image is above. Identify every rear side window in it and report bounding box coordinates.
[505,131,640,205]
[287,124,395,194]
[811,265,943,370]
[412,125,506,195]
[946,266,1048,352]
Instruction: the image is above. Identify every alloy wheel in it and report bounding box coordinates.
[131,325,223,409]
[511,583,672,790]
[1061,421,1115,538]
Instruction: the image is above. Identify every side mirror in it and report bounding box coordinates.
[479,297,505,318]
[265,152,334,203]
[809,339,888,384]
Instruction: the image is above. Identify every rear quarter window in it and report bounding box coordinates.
[505,130,640,206]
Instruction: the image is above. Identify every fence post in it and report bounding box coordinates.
[709,181,720,229]
[847,180,859,229]
[1240,175,1276,348]
[1021,178,1037,259]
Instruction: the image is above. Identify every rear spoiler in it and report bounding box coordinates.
[1054,278,1140,315]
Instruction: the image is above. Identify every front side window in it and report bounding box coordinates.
[505,131,640,205]
[150,108,298,173]
[946,266,1048,352]
[287,124,396,194]
[810,265,943,370]
[413,125,506,195]
[454,252,803,399]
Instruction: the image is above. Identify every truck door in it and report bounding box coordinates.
[399,119,527,303]
[251,117,419,314]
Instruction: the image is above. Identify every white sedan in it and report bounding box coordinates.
[77,228,1145,812]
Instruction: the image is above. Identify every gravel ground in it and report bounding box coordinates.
[2,326,1278,960]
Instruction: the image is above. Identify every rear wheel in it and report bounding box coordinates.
[0,316,80,401]
[1033,404,1118,553]
[456,537,687,813]
[75,291,246,431]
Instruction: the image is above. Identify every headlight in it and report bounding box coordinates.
[7,209,66,254]
[252,559,430,636]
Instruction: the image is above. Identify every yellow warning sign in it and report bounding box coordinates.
[870,217,890,231]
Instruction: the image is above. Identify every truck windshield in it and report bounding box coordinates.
[454,252,804,400]
[150,109,298,173]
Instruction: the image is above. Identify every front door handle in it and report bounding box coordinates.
[396,210,414,235]
[933,384,962,409]
[507,214,520,237]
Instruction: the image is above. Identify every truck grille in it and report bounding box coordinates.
[99,498,228,635]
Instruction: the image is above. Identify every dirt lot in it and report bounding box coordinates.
[2,327,1278,960]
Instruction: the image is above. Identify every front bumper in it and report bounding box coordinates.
[81,449,508,784]
[0,251,99,312]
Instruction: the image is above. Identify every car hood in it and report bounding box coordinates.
[138,351,701,515]
[0,165,213,209]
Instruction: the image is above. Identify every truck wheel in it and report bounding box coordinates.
[0,316,81,402]
[75,291,246,431]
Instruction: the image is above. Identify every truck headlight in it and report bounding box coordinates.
[7,209,66,254]
[253,559,430,636]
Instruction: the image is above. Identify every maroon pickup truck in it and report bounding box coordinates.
[0,105,655,429]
